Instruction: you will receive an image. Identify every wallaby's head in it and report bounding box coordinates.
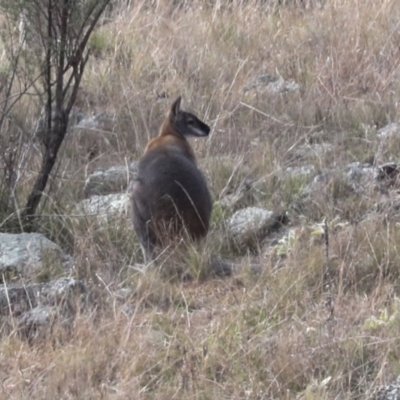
[168,96,210,138]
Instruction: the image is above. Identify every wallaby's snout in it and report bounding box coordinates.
[131,96,213,262]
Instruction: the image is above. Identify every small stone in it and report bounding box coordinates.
[285,165,315,178]
[18,305,54,328]
[0,232,73,278]
[0,277,86,316]
[75,193,130,222]
[84,163,138,197]
[293,143,333,160]
[377,122,400,138]
[244,74,300,94]
[73,112,117,131]
[227,207,284,250]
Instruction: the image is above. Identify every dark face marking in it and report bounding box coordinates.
[169,96,210,138]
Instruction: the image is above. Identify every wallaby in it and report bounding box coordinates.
[131,96,212,261]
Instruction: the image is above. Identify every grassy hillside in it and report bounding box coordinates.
[2,0,400,398]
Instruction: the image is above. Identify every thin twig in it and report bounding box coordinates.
[324,219,335,324]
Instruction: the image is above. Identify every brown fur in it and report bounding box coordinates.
[144,133,195,162]
[131,96,212,261]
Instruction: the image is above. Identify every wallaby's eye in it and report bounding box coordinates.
[187,119,195,125]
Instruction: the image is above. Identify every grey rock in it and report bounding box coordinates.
[300,162,375,198]
[0,277,86,317]
[245,74,279,88]
[208,259,237,276]
[16,305,57,340]
[293,167,357,213]
[1,278,87,340]
[34,106,85,142]
[84,163,138,197]
[345,162,375,193]
[267,78,300,94]
[366,196,400,220]
[292,161,399,215]
[70,108,86,126]
[227,207,282,250]
[18,304,54,328]
[345,161,399,191]
[293,143,333,160]
[285,165,315,178]
[367,376,400,400]
[377,122,400,138]
[35,107,117,143]
[38,276,87,306]
[300,171,332,198]
[114,288,133,300]
[244,74,300,94]
[75,193,130,222]
[73,112,117,131]
[0,232,73,277]
[208,258,262,276]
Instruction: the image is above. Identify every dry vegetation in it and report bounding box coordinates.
[2,0,400,398]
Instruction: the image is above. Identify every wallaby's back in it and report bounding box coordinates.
[131,96,212,260]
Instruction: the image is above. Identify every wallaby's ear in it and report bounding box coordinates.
[170,96,182,119]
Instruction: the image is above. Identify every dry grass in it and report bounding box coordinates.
[2,0,400,398]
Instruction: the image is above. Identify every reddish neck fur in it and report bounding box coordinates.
[144,118,196,162]
[158,118,181,139]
